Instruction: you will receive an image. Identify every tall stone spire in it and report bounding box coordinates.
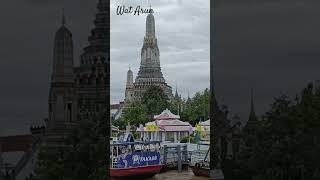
[175,83,179,97]
[146,13,155,38]
[48,10,75,130]
[52,11,74,83]
[125,67,134,103]
[134,12,173,101]
[126,66,133,88]
[138,13,161,71]
[81,0,108,57]
[75,0,109,119]
[248,88,257,123]
[244,88,258,137]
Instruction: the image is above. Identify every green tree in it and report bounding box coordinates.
[122,102,148,127]
[141,86,169,115]
[35,110,109,180]
[181,88,210,123]
[235,83,320,180]
[112,117,126,130]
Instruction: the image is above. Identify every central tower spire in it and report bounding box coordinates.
[132,13,173,102]
[146,13,155,38]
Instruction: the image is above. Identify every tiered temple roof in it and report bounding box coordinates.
[138,109,192,132]
[154,108,180,120]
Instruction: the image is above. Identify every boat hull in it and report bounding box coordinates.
[111,165,162,178]
[190,165,210,177]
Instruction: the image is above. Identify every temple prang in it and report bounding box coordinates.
[125,13,173,106]
[47,0,109,137]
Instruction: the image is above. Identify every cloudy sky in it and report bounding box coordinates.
[214,0,320,122]
[110,0,210,104]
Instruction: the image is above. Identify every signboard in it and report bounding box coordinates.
[116,151,161,168]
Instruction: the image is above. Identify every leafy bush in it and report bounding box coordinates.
[132,131,140,140]
[180,136,196,143]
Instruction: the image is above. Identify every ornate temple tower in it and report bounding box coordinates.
[125,67,134,103]
[74,0,109,119]
[242,88,259,149]
[244,88,258,135]
[133,13,173,101]
[48,11,76,131]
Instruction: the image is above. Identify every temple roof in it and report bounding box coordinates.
[138,109,191,132]
[155,119,190,126]
[200,120,210,126]
[139,120,192,132]
[154,108,180,120]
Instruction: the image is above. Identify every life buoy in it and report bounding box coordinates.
[195,163,200,168]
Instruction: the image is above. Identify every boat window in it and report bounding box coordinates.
[146,144,150,152]
[112,147,117,156]
[150,144,155,152]
[134,144,142,152]
[155,143,160,151]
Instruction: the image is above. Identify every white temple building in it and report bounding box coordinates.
[137,109,192,143]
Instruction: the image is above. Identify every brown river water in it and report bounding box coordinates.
[111,169,209,180]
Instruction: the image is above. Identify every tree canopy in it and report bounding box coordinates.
[115,87,210,129]
[34,110,109,180]
[180,88,210,124]
[141,85,170,115]
[122,102,148,127]
[232,83,320,180]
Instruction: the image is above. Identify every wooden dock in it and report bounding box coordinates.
[161,144,189,172]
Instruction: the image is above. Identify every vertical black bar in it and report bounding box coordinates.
[210,0,215,173]
[106,0,111,179]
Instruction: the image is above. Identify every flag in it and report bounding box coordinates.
[194,123,202,144]
[195,131,201,144]
[195,123,202,133]
[146,124,158,132]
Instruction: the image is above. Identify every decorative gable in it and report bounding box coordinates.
[154,108,180,120]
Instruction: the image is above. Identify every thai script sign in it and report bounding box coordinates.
[116,151,160,168]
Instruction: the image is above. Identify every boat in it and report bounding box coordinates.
[189,143,210,177]
[110,133,162,178]
[190,161,210,177]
